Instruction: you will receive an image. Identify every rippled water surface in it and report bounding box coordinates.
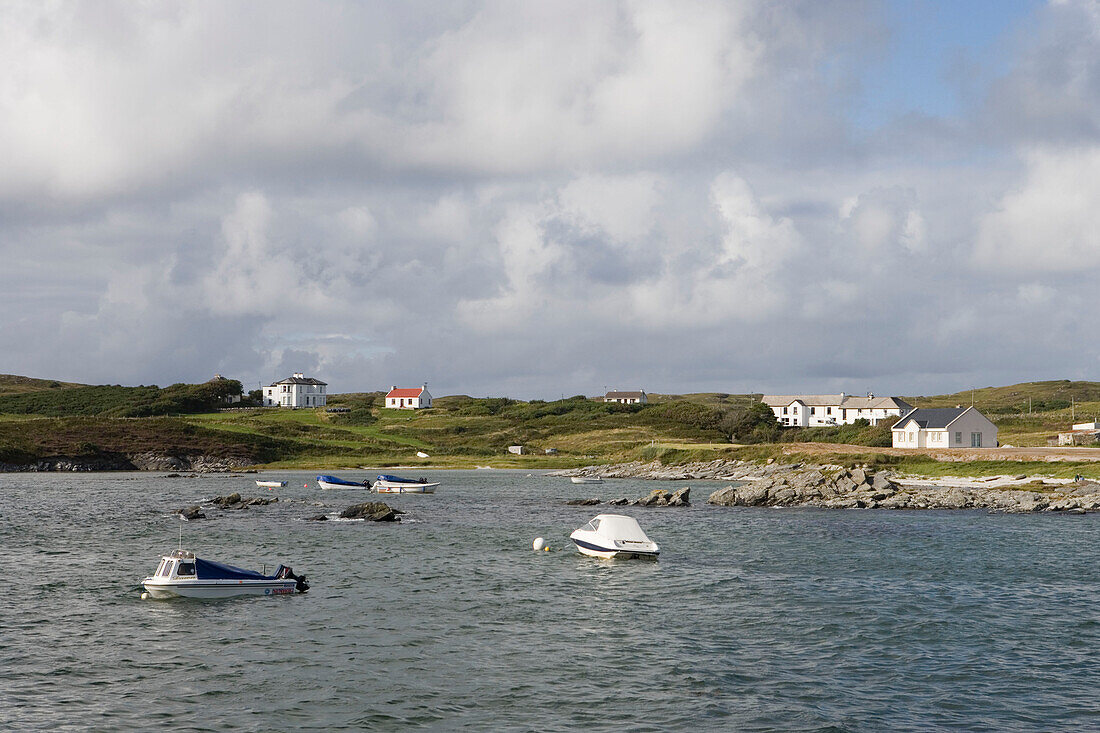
[3,470,1099,731]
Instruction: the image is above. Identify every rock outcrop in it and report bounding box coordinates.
[564,487,691,507]
[210,494,279,509]
[706,469,1100,513]
[339,501,404,522]
[177,505,206,520]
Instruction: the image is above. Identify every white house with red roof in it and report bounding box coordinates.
[386,383,433,409]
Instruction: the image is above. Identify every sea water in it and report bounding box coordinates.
[2,470,1098,731]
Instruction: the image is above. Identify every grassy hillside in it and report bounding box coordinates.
[2,375,1100,468]
[0,374,85,395]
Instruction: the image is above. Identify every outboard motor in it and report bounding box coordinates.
[274,565,310,593]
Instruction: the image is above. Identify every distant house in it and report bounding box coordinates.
[604,390,647,405]
[763,393,911,427]
[263,373,327,408]
[386,384,432,409]
[508,445,525,455]
[1057,421,1100,446]
[207,374,243,404]
[892,407,997,448]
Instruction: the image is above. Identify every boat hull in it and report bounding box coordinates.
[570,477,603,484]
[142,578,299,599]
[374,482,438,494]
[570,537,658,560]
[256,480,287,488]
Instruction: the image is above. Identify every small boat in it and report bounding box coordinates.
[373,474,439,493]
[141,550,309,599]
[570,476,603,484]
[569,514,659,560]
[317,475,369,490]
[256,480,287,488]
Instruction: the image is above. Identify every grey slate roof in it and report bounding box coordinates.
[605,391,645,399]
[894,407,968,429]
[270,375,328,386]
[762,394,912,410]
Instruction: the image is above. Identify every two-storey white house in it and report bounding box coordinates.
[386,384,432,409]
[263,373,328,408]
[604,390,647,405]
[763,393,912,427]
[892,407,998,448]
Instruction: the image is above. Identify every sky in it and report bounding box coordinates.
[3,0,1098,399]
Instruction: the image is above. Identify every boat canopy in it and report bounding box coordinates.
[195,557,275,581]
[376,474,422,483]
[589,514,652,543]
[317,475,363,485]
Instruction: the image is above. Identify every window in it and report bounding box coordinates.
[810,407,816,415]
[909,432,915,442]
[782,407,788,415]
[955,431,962,444]
[160,561,175,577]
[971,432,982,447]
[827,407,832,415]
[176,562,195,576]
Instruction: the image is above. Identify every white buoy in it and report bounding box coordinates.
[532,537,546,552]
[141,592,149,600]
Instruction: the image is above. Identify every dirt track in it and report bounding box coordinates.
[774,443,1100,463]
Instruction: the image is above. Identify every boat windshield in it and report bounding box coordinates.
[585,519,601,532]
[159,560,175,577]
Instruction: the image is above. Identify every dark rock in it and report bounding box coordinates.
[307,514,329,521]
[178,505,205,520]
[213,493,242,507]
[608,498,630,505]
[666,487,691,507]
[566,498,601,506]
[340,501,403,520]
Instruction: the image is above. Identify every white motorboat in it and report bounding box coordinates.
[373,474,439,494]
[256,480,287,488]
[569,514,659,560]
[570,476,603,484]
[141,550,309,599]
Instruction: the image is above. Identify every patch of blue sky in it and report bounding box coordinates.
[850,0,1043,130]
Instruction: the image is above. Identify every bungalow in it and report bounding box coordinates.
[892,407,997,448]
[763,393,911,427]
[386,384,433,409]
[604,390,647,405]
[263,373,327,408]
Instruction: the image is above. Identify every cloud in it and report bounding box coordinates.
[974,146,1100,272]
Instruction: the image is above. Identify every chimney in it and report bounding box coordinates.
[390,385,397,392]
[867,391,874,399]
[293,372,304,379]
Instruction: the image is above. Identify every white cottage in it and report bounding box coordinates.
[386,384,433,409]
[763,393,912,427]
[892,407,998,448]
[263,373,328,408]
[604,390,647,405]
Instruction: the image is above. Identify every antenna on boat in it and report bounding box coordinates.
[178,516,183,552]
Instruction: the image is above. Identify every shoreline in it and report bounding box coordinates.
[552,459,1100,513]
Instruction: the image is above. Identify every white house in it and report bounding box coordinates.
[386,384,432,409]
[892,407,998,448]
[763,393,912,427]
[604,390,647,405]
[263,373,327,408]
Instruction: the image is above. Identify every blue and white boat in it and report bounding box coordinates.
[373,474,439,494]
[317,475,369,490]
[141,550,309,599]
[569,514,659,560]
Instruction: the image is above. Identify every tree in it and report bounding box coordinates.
[719,401,779,443]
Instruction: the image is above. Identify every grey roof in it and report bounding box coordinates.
[270,375,327,386]
[762,394,911,410]
[894,407,968,430]
[605,391,645,399]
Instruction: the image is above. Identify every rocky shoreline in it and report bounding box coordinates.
[0,452,252,473]
[552,460,1100,513]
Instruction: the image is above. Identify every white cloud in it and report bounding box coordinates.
[974,147,1100,272]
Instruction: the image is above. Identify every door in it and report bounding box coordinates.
[971,432,982,447]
